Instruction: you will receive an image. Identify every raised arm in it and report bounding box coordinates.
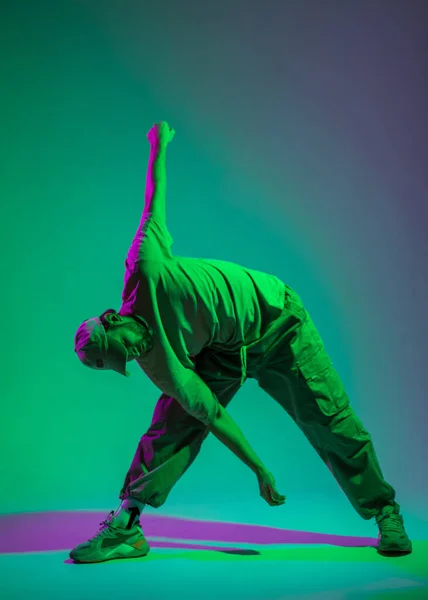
[144,121,175,223]
[126,122,175,264]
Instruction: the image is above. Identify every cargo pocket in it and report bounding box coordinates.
[297,349,350,417]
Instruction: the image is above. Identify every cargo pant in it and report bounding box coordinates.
[119,284,399,520]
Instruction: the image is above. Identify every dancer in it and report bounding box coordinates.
[71,121,411,563]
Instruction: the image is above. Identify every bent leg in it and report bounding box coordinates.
[119,350,242,508]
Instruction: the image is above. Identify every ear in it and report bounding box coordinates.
[100,309,122,326]
[105,314,123,326]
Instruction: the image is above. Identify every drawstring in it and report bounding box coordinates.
[240,345,247,386]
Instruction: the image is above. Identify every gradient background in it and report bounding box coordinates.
[1,0,427,550]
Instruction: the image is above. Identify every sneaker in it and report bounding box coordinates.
[69,510,150,563]
[376,505,412,554]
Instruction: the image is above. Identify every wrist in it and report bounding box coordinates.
[150,140,168,153]
[254,464,268,477]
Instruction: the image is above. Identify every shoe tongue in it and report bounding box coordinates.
[381,505,395,516]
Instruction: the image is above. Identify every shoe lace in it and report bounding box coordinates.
[88,510,117,541]
[377,513,403,532]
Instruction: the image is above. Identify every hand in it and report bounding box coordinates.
[257,469,286,507]
[147,121,175,147]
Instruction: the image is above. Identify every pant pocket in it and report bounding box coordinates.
[297,350,350,417]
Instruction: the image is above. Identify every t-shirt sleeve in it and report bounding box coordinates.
[126,212,173,268]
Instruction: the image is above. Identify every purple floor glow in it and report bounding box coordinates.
[0,511,378,555]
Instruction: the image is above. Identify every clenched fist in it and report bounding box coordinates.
[147,121,176,147]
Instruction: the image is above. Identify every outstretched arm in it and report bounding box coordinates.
[144,122,175,224]
[126,122,175,264]
[165,357,287,508]
[207,404,286,507]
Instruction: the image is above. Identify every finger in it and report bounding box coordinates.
[272,497,284,506]
[270,496,285,506]
[272,487,285,498]
[269,485,284,499]
[269,489,286,504]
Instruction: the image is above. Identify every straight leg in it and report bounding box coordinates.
[255,309,399,520]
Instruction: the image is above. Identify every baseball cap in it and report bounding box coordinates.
[74,309,130,377]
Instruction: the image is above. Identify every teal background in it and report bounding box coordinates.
[1,0,427,535]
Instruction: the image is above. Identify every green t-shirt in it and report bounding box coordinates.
[120,215,285,425]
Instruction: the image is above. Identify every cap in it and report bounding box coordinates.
[74,313,130,377]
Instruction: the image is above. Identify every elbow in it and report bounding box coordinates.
[206,404,222,428]
[215,404,223,420]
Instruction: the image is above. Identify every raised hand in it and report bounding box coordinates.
[147,121,176,147]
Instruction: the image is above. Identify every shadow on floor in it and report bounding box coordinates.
[0,510,378,556]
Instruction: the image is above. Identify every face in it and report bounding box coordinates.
[107,319,147,361]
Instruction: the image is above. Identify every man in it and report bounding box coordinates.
[71,121,411,563]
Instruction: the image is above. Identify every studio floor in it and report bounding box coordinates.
[1,493,427,600]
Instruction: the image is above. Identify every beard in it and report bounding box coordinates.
[126,318,153,350]
[130,320,145,334]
